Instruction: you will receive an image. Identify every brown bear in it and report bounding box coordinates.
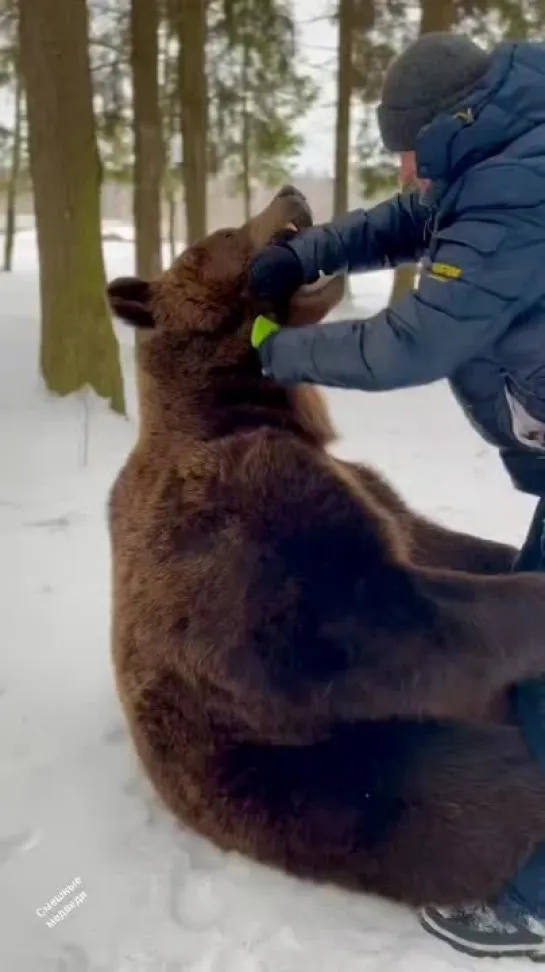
[107,185,545,908]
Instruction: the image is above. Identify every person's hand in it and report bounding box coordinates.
[249,244,303,305]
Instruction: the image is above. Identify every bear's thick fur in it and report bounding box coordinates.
[108,187,545,907]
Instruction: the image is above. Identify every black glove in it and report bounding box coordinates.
[249,244,304,305]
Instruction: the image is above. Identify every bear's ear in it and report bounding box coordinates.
[107,276,155,329]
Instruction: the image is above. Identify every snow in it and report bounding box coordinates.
[0,226,538,972]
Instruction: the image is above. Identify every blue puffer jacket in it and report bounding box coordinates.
[259,41,545,496]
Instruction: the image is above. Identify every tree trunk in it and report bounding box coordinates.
[241,13,251,222]
[176,0,207,244]
[389,0,455,306]
[161,5,178,262]
[19,0,124,412]
[3,57,22,273]
[131,0,163,279]
[241,113,252,222]
[420,0,456,32]
[166,187,177,261]
[333,0,354,219]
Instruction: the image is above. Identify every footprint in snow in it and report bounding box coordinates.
[103,724,127,746]
[25,513,82,533]
[53,944,90,972]
[0,828,41,865]
[169,870,225,931]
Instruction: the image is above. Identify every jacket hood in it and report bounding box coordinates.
[416,41,545,182]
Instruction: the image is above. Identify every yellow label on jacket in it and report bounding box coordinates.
[429,262,462,280]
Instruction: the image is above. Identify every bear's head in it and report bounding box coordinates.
[107,186,344,446]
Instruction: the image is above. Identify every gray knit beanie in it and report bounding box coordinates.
[377,32,491,152]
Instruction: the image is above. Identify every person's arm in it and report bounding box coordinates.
[287,190,429,282]
[257,218,529,390]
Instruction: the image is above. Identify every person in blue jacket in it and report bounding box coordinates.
[249,32,545,960]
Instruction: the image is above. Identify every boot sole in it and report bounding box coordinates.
[420,910,545,961]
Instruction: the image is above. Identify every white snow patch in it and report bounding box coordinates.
[0,230,536,971]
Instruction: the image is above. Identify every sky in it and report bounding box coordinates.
[294,1,424,176]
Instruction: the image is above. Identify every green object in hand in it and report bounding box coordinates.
[251,315,280,349]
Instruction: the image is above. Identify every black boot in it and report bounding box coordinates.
[420,902,545,960]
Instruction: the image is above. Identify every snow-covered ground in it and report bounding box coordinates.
[0,226,538,972]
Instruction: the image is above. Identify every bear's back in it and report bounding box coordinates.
[109,426,403,746]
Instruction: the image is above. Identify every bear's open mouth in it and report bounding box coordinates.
[274,215,343,305]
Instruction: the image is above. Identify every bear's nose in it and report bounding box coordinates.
[277,184,305,200]
[275,185,312,229]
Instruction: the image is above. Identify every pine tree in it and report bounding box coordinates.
[160,4,180,261]
[176,0,207,243]
[89,0,132,180]
[2,46,22,272]
[19,0,124,412]
[0,0,24,272]
[334,0,354,219]
[210,0,315,218]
